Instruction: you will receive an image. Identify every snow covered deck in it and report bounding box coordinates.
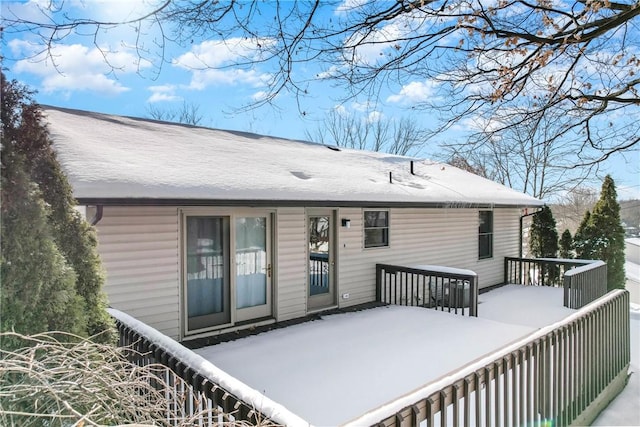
[194,285,575,425]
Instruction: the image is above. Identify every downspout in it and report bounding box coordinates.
[519,206,543,284]
[90,205,104,226]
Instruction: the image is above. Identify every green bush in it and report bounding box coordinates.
[573,176,626,290]
[1,73,114,346]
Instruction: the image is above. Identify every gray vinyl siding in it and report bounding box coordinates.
[474,208,521,286]
[94,206,180,339]
[91,205,522,338]
[94,205,310,339]
[338,208,522,308]
[275,207,308,320]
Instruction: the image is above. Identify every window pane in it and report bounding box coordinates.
[236,217,267,309]
[309,216,331,296]
[364,210,389,248]
[365,228,388,247]
[186,217,226,317]
[479,234,492,258]
[479,211,493,233]
[364,211,388,227]
[478,211,493,259]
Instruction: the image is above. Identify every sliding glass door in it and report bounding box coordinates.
[183,211,272,334]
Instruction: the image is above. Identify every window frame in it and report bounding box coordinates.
[363,210,390,249]
[478,210,493,259]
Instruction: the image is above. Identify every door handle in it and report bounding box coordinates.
[267,264,272,278]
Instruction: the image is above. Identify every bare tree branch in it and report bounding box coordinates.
[3,0,639,167]
[305,109,429,156]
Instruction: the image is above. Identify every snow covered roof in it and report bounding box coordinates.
[43,106,544,208]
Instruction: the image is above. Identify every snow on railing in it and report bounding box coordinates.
[343,289,630,427]
[376,264,478,316]
[108,308,310,427]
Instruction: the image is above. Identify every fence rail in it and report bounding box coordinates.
[564,260,608,309]
[108,309,307,427]
[505,257,608,309]
[376,264,478,316]
[344,289,630,427]
[504,257,594,288]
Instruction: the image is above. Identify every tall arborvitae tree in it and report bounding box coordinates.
[18,105,113,340]
[589,176,626,290]
[529,206,559,258]
[574,210,596,259]
[1,73,114,344]
[559,229,574,259]
[1,151,87,349]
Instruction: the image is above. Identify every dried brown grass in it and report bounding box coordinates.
[0,331,275,427]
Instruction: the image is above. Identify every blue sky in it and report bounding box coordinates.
[2,0,639,200]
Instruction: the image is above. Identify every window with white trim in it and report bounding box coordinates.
[364,210,389,248]
[479,210,493,259]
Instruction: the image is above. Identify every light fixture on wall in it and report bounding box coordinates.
[341,218,351,228]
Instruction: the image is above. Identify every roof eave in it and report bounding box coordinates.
[75,197,544,209]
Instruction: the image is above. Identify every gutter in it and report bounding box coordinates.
[89,205,104,226]
[518,206,544,285]
[75,197,544,210]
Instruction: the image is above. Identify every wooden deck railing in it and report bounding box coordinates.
[564,260,608,309]
[505,257,608,309]
[344,289,630,427]
[504,257,594,288]
[108,308,308,427]
[376,264,478,316]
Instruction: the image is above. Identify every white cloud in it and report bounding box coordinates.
[367,111,383,123]
[333,104,348,115]
[251,91,269,102]
[147,92,180,103]
[316,65,340,80]
[335,0,369,14]
[387,80,438,104]
[351,100,373,112]
[185,68,270,90]
[76,0,157,22]
[173,38,274,89]
[147,85,181,103]
[5,0,161,48]
[341,9,429,66]
[2,0,53,24]
[10,41,146,95]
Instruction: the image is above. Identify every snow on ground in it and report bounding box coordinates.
[196,306,533,425]
[625,261,640,305]
[193,285,638,425]
[477,284,574,327]
[627,261,640,284]
[195,285,575,426]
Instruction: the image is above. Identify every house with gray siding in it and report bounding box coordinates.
[43,106,544,341]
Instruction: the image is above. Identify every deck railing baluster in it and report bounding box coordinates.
[347,290,629,427]
[376,264,478,317]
